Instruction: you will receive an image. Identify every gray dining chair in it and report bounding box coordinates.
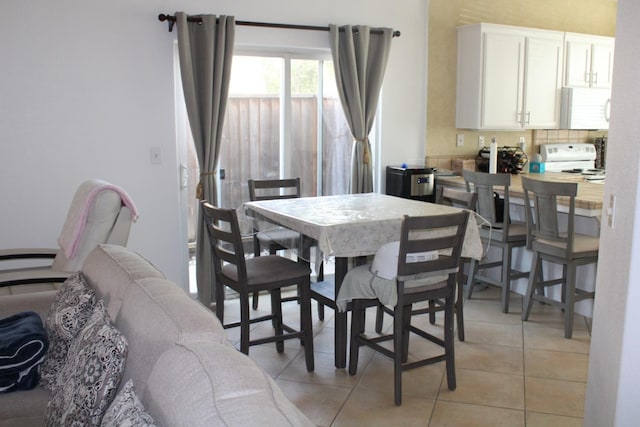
[201,201,315,371]
[520,177,598,338]
[347,211,469,405]
[462,170,529,313]
[374,187,476,342]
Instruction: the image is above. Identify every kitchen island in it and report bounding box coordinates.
[436,171,604,317]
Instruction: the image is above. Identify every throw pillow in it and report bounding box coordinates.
[40,272,97,390]
[46,300,128,427]
[100,379,157,427]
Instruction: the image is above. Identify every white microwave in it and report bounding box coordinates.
[560,87,611,130]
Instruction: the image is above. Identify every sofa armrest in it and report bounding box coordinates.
[0,248,58,261]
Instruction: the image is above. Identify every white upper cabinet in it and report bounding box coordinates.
[456,23,563,130]
[564,32,615,88]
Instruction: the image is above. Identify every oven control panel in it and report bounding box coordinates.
[541,143,596,162]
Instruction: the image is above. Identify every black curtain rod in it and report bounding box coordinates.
[158,14,401,37]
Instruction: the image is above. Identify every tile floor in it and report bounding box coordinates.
[220,285,591,427]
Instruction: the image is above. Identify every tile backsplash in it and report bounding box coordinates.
[425,129,607,173]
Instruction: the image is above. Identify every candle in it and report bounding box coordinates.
[489,137,498,174]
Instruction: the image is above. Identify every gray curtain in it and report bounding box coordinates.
[176,12,235,307]
[329,25,393,194]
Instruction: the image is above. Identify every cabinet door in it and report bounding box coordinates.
[591,39,615,88]
[481,32,524,129]
[565,37,592,87]
[524,35,563,128]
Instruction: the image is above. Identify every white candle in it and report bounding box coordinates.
[489,137,498,174]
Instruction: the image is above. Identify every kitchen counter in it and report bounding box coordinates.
[436,171,602,317]
[436,171,604,216]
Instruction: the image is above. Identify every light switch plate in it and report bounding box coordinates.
[456,134,464,147]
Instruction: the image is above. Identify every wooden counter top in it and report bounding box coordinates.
[436,172,604,213]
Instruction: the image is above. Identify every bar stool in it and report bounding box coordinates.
[520,177,598,338]
[462,170,529,313]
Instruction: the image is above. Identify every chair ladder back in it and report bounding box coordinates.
[521,177,578,255]
[462,170,511,231]
[397,212,469,278]
[442,187,477,211]
[248,178,301,201]
[200,201,248,284]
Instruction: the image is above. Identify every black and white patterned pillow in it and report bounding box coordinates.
[46,300,128,427]
[40,272,97,390]
[100,379,157,427]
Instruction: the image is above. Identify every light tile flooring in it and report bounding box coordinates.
[219,285,591,427]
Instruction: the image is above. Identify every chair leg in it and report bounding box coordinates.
[393,303,404,406]
[401,305,411,363]
[252,236,261,310]
[271,289,285,353]
[522,252,541,321]
[252,292,260,310]
[564,263,576,339]
[456,267,465,342]
[500,245,512,313]
[316,260,325,321]
[428,300,436,325]
[444,294,456,390]
[299,281,315,372]
[348,300,364,376]
[215,282,226,325]
[465,258,479,300]
[375,303,384,333]
[239,292,251,355]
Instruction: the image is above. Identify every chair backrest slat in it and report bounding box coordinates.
[397,212,469,278]
[201,201,248,285]
[441,187,477,211]
[248,178,301,201]
[462,170,512,239]
[521,176,577,256]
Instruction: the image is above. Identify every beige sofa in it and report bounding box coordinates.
[0,244,313,427]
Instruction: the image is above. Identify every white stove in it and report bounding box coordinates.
[540,143,605,182]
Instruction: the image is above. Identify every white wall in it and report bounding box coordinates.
[1,0,428,285]
[584,0,640,425]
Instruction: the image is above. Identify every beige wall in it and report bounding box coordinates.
[426,0,617,169]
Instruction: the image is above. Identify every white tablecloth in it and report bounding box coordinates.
[244,193,483,259]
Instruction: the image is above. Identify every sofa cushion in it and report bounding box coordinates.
[40,272,97,390]
[82,244,164,320]
[114,277,229,388]
[142,341,314,427]
[0,291,57,320]
[0,385,49,426]
[100,379,156,427]
[46,300,128,427]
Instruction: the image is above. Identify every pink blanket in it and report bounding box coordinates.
[57,180,139,259]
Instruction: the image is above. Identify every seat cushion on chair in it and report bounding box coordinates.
[222,256,310,286]
[480,221,527,243]
[336,264,449,312]
[533,233,600,259]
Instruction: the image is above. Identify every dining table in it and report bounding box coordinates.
[244,193,483,368]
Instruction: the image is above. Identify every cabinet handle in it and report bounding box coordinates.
[526,112,531,125]
[593,72,598,85]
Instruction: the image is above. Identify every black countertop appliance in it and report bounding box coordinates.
[385,166,435,203]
